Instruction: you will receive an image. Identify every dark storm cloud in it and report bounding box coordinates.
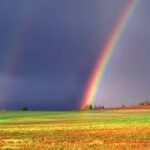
[0,0,149,110]
[0,0,108,110]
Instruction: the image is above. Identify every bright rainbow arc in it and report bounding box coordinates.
[80,0,139,109]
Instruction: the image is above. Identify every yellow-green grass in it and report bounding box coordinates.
[0,109,150,150]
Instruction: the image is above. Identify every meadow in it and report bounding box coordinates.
[0,109,150,150]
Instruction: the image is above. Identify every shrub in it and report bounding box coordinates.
[22,107,28,111]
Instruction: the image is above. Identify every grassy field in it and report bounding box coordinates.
[0,109,150,150]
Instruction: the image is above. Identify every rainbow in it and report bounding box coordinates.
[80,0,139,109]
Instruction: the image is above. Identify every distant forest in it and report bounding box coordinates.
[84,99,150,110]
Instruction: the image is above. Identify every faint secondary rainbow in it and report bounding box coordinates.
[0,10,34,106]
[80,0,139,109]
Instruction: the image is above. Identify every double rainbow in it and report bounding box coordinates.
[80,0,139,109]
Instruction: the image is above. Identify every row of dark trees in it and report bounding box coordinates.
[84,99,150,110]
[84,104,105,110]
[138,99,150,106]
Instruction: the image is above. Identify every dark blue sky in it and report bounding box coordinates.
[0,0,150,110]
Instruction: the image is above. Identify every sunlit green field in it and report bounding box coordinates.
[0,109,150,150]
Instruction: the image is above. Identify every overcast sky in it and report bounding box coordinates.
[0,0,150,110]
